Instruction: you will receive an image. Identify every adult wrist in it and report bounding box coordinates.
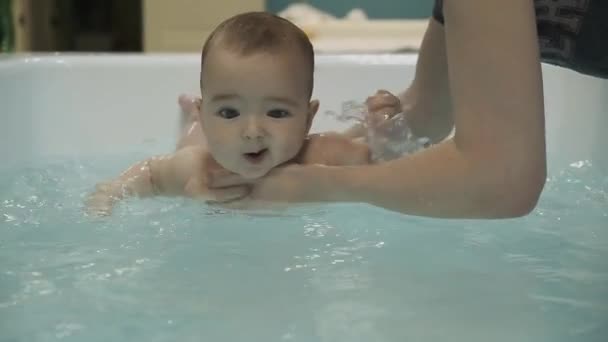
[400,84,453,143]
[311,164,367,203]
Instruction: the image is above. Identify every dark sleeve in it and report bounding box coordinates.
[433,0,445,24]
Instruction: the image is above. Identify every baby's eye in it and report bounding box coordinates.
[267,109,291,119]
[217,108,240,119]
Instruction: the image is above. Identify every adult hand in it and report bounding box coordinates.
[179,149,252,203]
[366,87,453,145]
[365,89,408,140]
[366,89,402,121]
[207,164,328,207]
[398,86,453,144]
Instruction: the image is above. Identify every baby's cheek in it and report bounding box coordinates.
[279,136,306,161]
[205,142,234,167]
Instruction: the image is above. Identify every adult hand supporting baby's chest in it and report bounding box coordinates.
[156,146,250,203]
[207,164,345,205]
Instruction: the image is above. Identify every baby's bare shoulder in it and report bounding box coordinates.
[301,133,371,166]
[148,145,210,194]
[173,145,207,163]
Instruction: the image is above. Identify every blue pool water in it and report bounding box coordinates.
[0,154,606,341]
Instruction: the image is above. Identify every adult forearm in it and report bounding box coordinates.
[323,138,544,219]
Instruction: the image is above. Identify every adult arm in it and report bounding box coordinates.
[211,0,547,218]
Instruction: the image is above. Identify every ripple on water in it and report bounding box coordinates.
[0,156,606,341]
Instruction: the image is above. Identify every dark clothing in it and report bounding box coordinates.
[433,0,608,78]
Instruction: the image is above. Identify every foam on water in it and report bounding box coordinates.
[0,152,606,342]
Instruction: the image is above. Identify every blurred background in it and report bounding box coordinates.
[0,0,433,54]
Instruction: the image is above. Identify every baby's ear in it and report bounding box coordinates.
[306,99,320,132]
[195,97,204,124]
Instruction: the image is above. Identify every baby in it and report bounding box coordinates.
[86,12,400,215]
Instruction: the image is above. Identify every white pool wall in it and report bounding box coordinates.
[0,54,606,173]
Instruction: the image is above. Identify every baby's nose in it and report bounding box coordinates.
[242,117,265,140]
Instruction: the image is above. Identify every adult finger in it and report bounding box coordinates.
[208,198,251,210]
[209,185,251,202]
[208,169,252,188]
[366,96,400,113]
[366,96,393,112]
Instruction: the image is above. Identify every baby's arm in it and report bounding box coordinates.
[86,146,249,215]
[85,146,204,215]
[86,159,158,216]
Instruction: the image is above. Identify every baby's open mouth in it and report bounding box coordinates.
[243,148,269,164]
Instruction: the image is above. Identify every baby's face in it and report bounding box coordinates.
[199,48,317,179]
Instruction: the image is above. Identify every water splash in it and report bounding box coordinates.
[324,100,430,162]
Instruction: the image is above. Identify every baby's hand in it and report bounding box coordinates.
[178,94,201,117]
[84,182,121,217]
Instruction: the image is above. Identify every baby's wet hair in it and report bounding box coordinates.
[200,12,314,97]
